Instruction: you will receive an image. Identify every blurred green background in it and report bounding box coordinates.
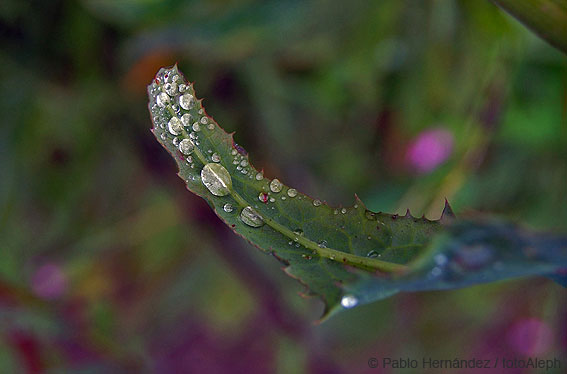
[1,0,566,373]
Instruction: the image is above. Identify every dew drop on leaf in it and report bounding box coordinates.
[287,188,297,198]
[313,199,322,207]
[211,153,221,163]
[200,117,208,124]
[179,139,194,155]
[240,206,264,227]
[168,117,183,135]
[156,92,170,108]
[341,294,358,309]
[258,192,269,203]
[367,250,379,258]
[341,208,347,214]
[181,113,192,127]
[270,179,283,193]
[201,163,232,196]
[179,93,194,110]
[255,172,263,181]
[164,82,177,96]
[223,203,234,213]
[192,123,200,132]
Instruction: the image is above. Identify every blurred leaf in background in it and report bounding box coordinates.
[0,0,565,373]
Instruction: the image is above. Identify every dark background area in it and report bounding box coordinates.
[0,0,566,373]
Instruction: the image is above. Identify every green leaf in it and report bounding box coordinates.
[148,65,567,319]
[490,0,567,53]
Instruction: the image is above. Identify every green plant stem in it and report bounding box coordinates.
[490,0,567,53]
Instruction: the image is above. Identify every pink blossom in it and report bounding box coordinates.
[406,128,454,173]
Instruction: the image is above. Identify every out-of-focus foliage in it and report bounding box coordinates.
[491,0,567,53]
[0,0,565,373]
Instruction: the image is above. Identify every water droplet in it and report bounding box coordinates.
[255,172,263,181]
[313,199,322,207]
[172,137,180,146]
[223,203,234,213]
[333,209,339,215]
[200,117,208,124]
[269,197,275,203]
[211,153,221,162]
[231,149,238,156]
[367,250,379,258]
[201,163,232,196]
[207,123,214,130]
[287,188,297,198]
[270,178,283,193]
[258,192,269,203]
[293,229,304,236]
[156,92,170,108]
[367,235,372,240]
[168,117,183,135]
[240,206,264,227]
[354,204,358,209]
[178,83,187,92]
[240,160,248,167]
[365,210,376,220]
[341,208,347,214]
[181,113,192,127]
[318,240,327,248]
[341,294,359,309]
[192,122,201,132]
[164,82,177,96]
[179,139,194,155]
[179,93,194,110]
[434,254,448,266]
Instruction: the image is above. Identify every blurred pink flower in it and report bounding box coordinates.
[506,318,553,355]
[406,128,454,173]
[31,263,68,300]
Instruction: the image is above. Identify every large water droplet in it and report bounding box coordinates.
[201,163,232,196]
[164,82,177,96]
[179,139,194,155]
[179,93,195,110]
[341,294,359,309]
[168,117,183,135]
[287,188,297,198]
[240,206,264,227]
[156,92,170,108]
[270,178,283,193]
